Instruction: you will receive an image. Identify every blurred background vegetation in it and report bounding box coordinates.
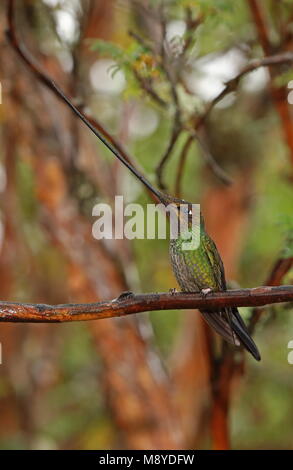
[0,0,292,450]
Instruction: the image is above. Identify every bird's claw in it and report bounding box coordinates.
[169,287,177,295]
[201,288,212,297]
[116,291,134,301]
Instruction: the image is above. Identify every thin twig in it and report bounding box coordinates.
[248,258,293,333]
[0,286,292,323]
[191,130,233,186]
[128,28,168,107]
[195,51,293,129]
[182,6,202,55]
[174,135,193,197]
[128,29,156,54]
[6,0,159,204]
[156,126,181,190]
[154,9,183,190]
[189,51,293,186]
[132,68,168,108]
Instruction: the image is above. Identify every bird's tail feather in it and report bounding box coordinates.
[200,308,261,361]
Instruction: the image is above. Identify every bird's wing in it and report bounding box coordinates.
[201,234,227,290]
[200,308,261,361]
[200,309,240,346]
[200,234,261,361]
[201,234,236,342]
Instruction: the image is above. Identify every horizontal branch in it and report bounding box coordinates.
[0,286,292,323]
[248,257,293,333]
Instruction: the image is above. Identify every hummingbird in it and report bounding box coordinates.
[48,81,261,361]
[165,196,260,361]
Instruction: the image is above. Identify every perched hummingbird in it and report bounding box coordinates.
[52,83,261,361]
[161,194,261,361]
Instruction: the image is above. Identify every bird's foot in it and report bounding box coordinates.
[201,288,213,298]
[169,287,177,295]
[116,291,134,301]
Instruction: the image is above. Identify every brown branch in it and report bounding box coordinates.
[128,30,168,110]
[156,126,181,190]
[247,0,293,170]
[248,258,293,333]
[128,31,168,108]
[191,130,233,186]
[265,257,293,286]
[0,286,292,323]
[154,11,183,190]
[210,347,238,450]
[247,0,273,54]
[182,7,202,55]
[132,68,168,108]
[128,30,155,53]
[175,135,193,197]
[196,51,293,129]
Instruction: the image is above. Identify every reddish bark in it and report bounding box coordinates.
[247,0,293,170]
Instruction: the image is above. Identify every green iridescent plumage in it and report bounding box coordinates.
[170,220,225,292]
[169,207,260,361]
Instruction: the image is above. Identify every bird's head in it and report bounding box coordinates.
[155,192,203,231]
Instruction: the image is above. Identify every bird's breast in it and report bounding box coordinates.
[169,238,216,291]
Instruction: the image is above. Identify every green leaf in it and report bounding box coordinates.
[89,39,125,61]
